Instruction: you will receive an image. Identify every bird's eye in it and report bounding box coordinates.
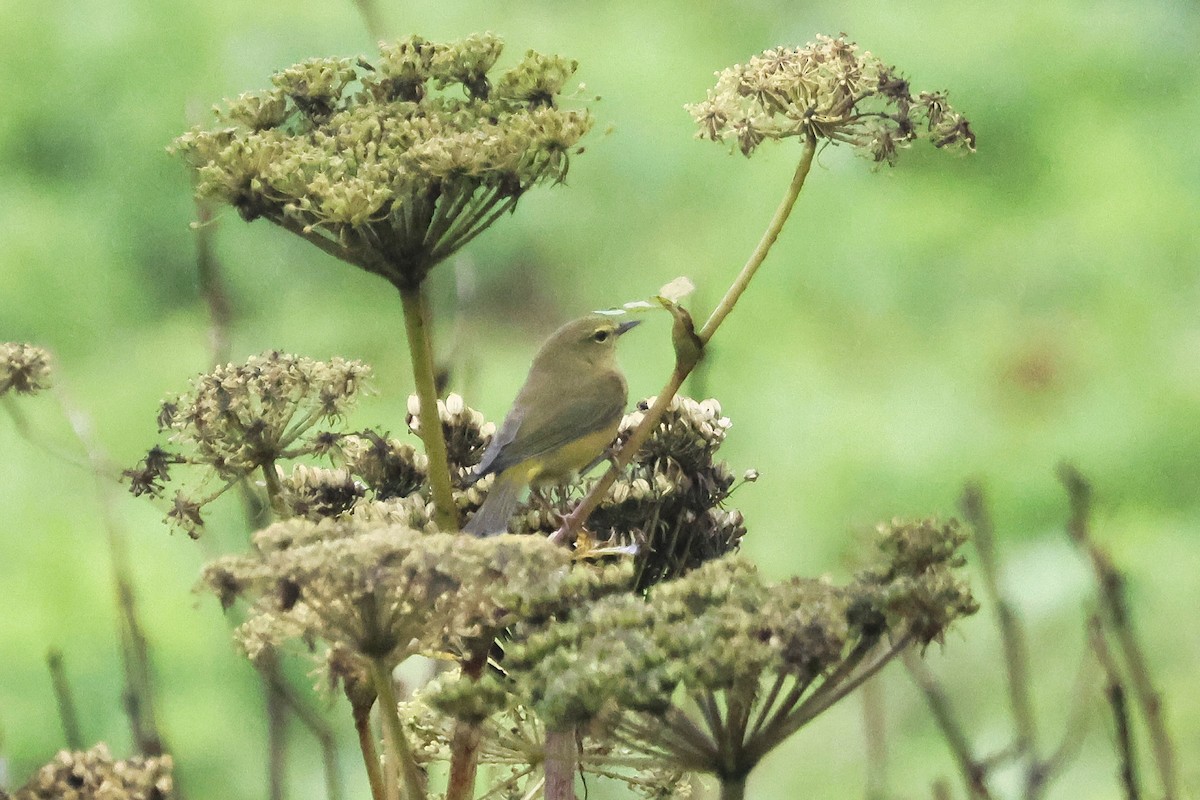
[592,329,611,343]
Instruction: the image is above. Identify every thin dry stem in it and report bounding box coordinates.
[1090,616,1140,800]
[902,650,992,800]
[46,649,84,750]
[1060,465,1177,800]
[961,485,1041,767]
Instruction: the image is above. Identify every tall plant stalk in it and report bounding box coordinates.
[399,285,459,531]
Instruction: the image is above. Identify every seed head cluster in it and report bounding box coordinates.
[13,744,174,800]
[123,351,370,536]
[458,519,975,777]
[590,397,747,588]
[0,342,52,397]
[200,519,632,681]
[172,34,593,288]
[687,34,975,163]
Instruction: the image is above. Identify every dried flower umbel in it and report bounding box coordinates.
[687,34,975,163]
[124,351,370,536]
[172,33,592,289]
[200,518,632,673]
[0,342,52,397]
[13,743,175,800]
[593,396,747,588]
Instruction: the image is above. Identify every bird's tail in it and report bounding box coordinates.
[463,471,523,537]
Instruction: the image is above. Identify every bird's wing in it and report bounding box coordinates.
[472,405,524,479]
[474,373,626,478]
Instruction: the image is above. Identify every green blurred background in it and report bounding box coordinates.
[2,0,1197,797]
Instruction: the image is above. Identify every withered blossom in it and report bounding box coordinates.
[405,391,496,481]
[505,396,748,588]
[172,34,593,289]
[124,351,370,535]
[13,743,174,800]
[0,342,52,396]
[687,34,975,163]
[199,518,632,674]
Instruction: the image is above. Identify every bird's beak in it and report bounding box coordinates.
[615,319,641,336]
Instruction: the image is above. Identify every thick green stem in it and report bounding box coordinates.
[398,283,460,531]
[553,136,817,543]
[369,659,426,800]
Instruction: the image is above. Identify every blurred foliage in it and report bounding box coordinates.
[1,1,1197,799]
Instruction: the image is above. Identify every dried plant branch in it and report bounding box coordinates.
[960,484,1040,767]
[862,675,888,800]
[193,200,233,366]
[902,650,992,800]
[46,649,84,750]
[1089,616,1140,800]
[1059,465,1177,800]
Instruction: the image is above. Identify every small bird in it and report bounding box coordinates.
[463,313,640,536]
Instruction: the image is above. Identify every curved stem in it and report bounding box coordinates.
[553,135,817,543]
[398,283,460,531]
[699,132,817,343]
[369,659,426,800]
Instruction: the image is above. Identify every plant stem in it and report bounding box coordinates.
[446,654,487,800]
[46,649,83,749]
[369,659,426,800]
[398,284,460,531]
[353,701,387,800]
[543,727,578,800]
[719,774,747,800]
[1060,465,1177,800]
[56,390,168,758]
[961,485,1040,766]
[699,133,817,343]
[553,135,817,543]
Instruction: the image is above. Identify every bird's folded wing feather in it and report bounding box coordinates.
[474,373,626,478]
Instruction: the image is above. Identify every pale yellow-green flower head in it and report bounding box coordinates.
[172,34,594,288]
